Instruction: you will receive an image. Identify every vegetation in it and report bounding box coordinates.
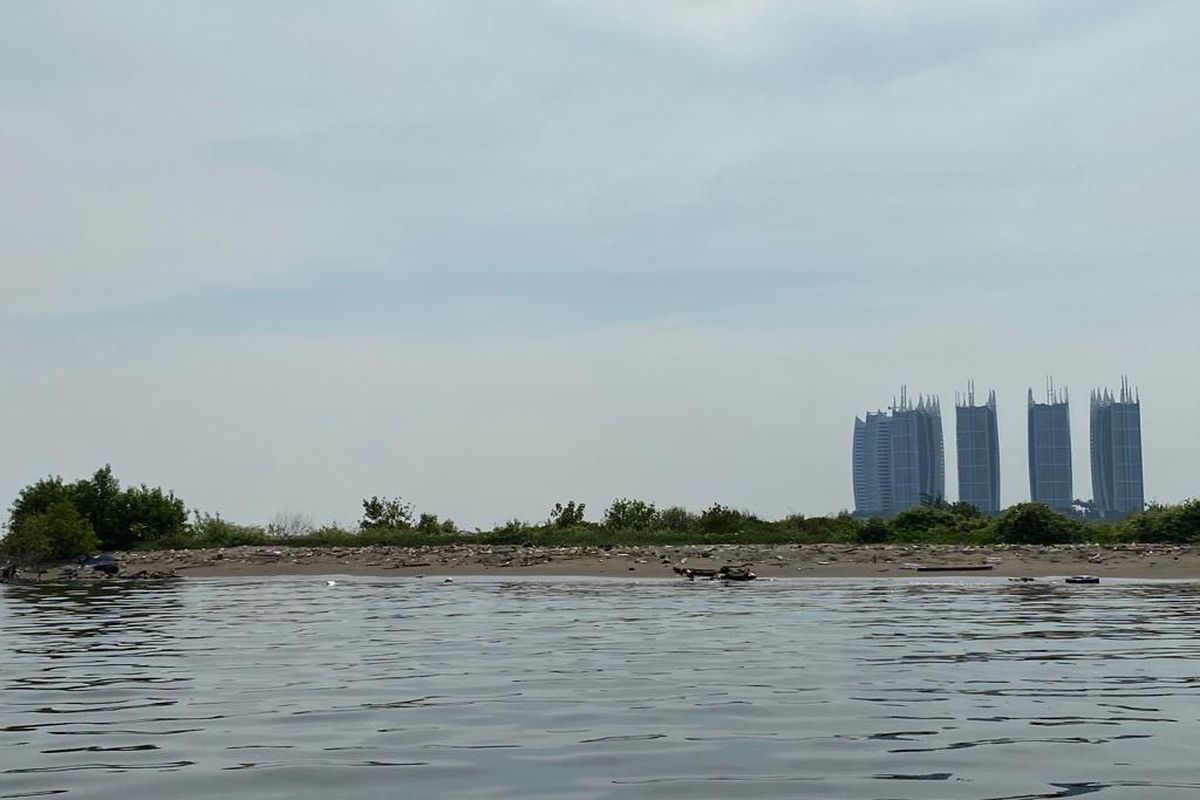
[360,496,413,530]
[549,500,586,528]
[3,466,185,562]
[4,470,1200,563]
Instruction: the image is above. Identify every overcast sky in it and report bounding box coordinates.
[2,1,1198,528]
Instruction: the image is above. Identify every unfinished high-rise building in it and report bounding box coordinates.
[1027,383,1073,514]
[1090,378,1145,519]
[853,389,945,518]
[956,384,1000,516]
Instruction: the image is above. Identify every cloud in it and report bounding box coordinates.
[1,1,1198,522]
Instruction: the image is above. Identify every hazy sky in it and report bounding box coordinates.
[3,1,1198,529]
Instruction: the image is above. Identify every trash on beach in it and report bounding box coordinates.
[1065,575,1100,584]
[717,566,757,582]
[915,564,994,572]
[673,565,757,582]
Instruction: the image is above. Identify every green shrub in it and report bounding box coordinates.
[550,501,586,528]
[188,512,269,548]
[7,466,185,552]
[1,517,54,566]
[603,498,658,531]
[993,503,1082,545]
[697,504,745,535]
[360,497,413,530]
[1117,500,1200,544]
[855,516,892,544]
[657,506,695,533]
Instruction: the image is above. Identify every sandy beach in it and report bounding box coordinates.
[73,542,1200,580]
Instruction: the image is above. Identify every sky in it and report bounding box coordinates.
[2,1,1198,529]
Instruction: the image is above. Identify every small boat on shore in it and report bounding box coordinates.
[1065,575,1100,585]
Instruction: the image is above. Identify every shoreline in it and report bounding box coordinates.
[70,542,1200,581]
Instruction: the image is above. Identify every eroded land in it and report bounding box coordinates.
[14,542,1193,581]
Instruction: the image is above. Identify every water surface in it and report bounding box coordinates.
[3,576,1199,799]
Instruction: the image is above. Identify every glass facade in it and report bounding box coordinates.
[956,390,1000,516]
[1090,382,1145,519]
[1027,389,1074,514]
[853,393,944,518]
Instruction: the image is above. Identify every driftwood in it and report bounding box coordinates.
[673,565,757,581]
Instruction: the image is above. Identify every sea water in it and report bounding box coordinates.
[2,576,1199,799]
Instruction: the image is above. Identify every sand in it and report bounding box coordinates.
[88,542,1200,580]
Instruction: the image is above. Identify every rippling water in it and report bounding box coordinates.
[3,576,1200,799]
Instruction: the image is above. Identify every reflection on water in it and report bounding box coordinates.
[3,577,1200,799]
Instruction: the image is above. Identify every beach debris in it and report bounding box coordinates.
[916,564,994,572]
[718,566,757,582]
[1008,577,1036,583]
[1065,575,1100,584]
[326,580,337,586]
[673,565,756,581]
[443,577,454,583]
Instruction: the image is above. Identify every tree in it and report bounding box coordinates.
[8,476,72,532]
[112,485,187,549]
[1,516,54,567]
[360,496,413,530]
[415,513,442,535]
[892,505,959,537]
[267,510,316,539]
[550,501,586,528]
[603,498,658,530]
[993,503,1081,545]
[948,501,983,519]
[1119,500,1200,543]
[43,499,100,558]
[855,516,893,544]
[8,467,188,553]
[71,466,123,547]
[657,506,695,532]
[697,504,743,535]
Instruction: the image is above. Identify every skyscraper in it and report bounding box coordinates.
[1028,384,1073,514]
[853,389,945,518]
[956,384,1000,516]
[1090,378,1145,519]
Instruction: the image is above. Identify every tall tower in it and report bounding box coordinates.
[853,388,944,517]
[956,384,1000,516]
[1090,378,1145,519]
[853,412,891,518]
[1027,381,1073,514]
